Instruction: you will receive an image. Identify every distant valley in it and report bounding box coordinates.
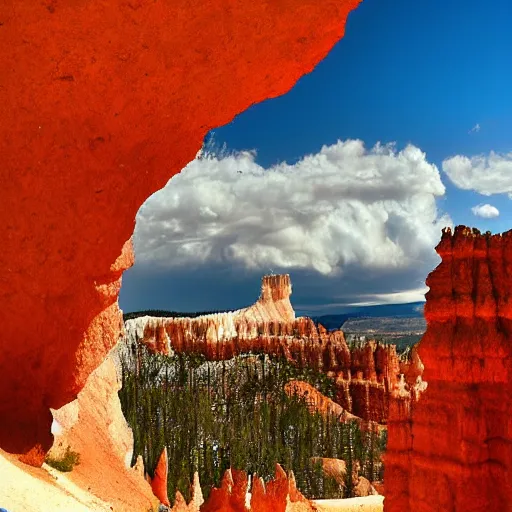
[311,301,425,332]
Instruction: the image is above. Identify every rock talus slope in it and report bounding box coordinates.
[385,226,512,512]
[0,0,362,457]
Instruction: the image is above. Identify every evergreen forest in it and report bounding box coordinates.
[118,344,386,504]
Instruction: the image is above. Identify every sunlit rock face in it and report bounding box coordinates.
[149,448,171,507]
[385,226,512,512]
[124,274,352,364]
[48,354,158,511]
[0,0,362,458]
[124,274,423,425]
[285,380,361,423]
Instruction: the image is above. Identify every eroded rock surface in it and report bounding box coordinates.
[150,448,171,507]
[385,226,512,512]
[48,353,158,511]
[124,275,421,426]
[169,465,315,512]
[0,0,362,457]
[285,380,360,424]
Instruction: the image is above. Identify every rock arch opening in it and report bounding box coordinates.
[2,2,510,512]
[0,0,362,460]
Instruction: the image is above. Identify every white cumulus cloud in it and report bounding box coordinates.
[471,203,500,218]
[134,139,451,284]
[442,150,512,196]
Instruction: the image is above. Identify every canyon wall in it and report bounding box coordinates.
[0,0,362,459]
[385,226,512,512]
[123,274,421,425]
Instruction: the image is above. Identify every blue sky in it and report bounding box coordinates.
[120,0,512,315]
[212,0,511,230]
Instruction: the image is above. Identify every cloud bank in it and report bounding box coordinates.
[471,203,500,219]
[443,151,512,196]
[131,139,450,307]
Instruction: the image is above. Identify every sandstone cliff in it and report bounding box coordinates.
[124,275,351,368]
[47,352,158,511]
[385,226,512,512]
[0,352,158,511]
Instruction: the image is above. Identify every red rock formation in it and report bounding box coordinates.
[167,465,315,512]
[0,0,362,458]
[169,472,204,511]
[398,345,426,401]
[150,448,171,507]
[285,380,361,425]
[343,342,403,423]
[125,275,352,371]
[201,468,249,512]
[47,353,158,511]
[385,226,512,512]
[253,465,314,512]
[126,274,420,425]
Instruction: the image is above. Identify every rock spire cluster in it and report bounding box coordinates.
[123,274,425,426]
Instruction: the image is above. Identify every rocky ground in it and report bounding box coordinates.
[314,496,383,511]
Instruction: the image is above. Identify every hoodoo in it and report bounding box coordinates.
[123,274,423,425]
[385,226,512,512]
[0,0,362,458]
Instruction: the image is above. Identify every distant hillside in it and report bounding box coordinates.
[123,309,234,322]
[312,302,424,331]
[342,316,426,334]
[338,310,426,354]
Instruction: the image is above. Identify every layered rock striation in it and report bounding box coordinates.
[385,226,512,512]
[123,275,423,425]
[125,275,351,366]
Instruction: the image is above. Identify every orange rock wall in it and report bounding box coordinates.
[385,226,512,512]
[0,0,362,457]
[346,342,402,423]
[150,448,171,507]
